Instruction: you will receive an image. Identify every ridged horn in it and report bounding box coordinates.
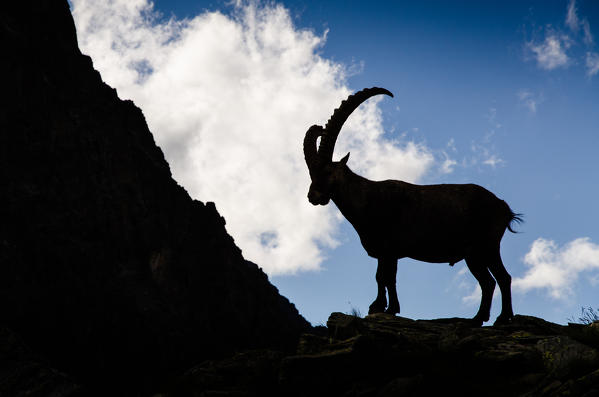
[303,124,324,175]
[318,87,393,162]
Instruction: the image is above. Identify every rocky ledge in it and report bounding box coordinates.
[171,313,599,397]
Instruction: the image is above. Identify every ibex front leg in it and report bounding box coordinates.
[383,258,399,314]
[368,258,399,315]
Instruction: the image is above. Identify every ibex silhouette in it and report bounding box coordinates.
[303,87,521,326]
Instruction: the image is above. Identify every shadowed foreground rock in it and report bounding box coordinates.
[171,313,599,397]
[0,327,83,397]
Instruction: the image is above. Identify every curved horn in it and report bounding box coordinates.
[303,124,324,176]
[318,87,393,162]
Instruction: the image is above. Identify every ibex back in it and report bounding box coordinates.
[303,87,521,326]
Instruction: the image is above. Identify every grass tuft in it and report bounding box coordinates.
[568,306,599,324]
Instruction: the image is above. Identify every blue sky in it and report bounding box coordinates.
[71,0,599,325]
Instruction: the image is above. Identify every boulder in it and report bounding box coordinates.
[173,313,599,396]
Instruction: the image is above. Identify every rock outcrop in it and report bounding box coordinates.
[0,1,309,394]
[173,313,599,396]
[0,327,83,397]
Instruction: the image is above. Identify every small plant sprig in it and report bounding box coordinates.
[568,306,599,324]
[347,301,362,318]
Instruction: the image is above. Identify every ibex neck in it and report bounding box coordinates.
[331,167,373,225]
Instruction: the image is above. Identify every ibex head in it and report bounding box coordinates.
[303,87,393,206]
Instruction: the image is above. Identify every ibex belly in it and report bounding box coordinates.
[356,223,471,264]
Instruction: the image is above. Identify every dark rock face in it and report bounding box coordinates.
[174,313,599,397]
[0,327,83,397]
[0,1,309,393]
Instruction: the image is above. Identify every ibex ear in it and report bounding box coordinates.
[308,124,324,135]
[340,152,350,165]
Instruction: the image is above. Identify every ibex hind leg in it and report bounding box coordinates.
[487,249,514,325]
[465,255,496,326]
[368,258,399,315]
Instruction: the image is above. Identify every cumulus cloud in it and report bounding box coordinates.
[586,52,599,76]
[71,0,434,275]
[513,237,599,299]
[527,34,571,70]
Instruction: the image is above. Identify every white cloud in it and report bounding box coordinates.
[527,33,571,70]
[462,284,481,306]
[469,142,504,169]
[582,19,594,45]
[527,1,597,77]
[513,237,599,299]
[565,0,593,45]
[460,284,500,307]
[566,0,579,32]
[446,138,456,152]
[440,155,457,174]
[441,138,458,173]
[456,108,504,171]
[71,0,434,275]
[517,89,542,113]
[485,107,501,132]
[586,52,599,76]
[482,155,504,168]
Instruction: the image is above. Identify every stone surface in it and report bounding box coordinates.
[0,327,83,397]
[172,313,599,397]
[0,1,309,394]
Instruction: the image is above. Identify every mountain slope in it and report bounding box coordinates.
[0,1,309,393]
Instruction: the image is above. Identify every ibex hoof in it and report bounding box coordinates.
[493,314,514,326]
[368,302,386,314]
[385,305,399,315]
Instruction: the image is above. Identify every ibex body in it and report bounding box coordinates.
[304,88,520,326]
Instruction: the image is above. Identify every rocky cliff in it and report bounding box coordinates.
[172,313,599,396]
[0,1,309,394]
